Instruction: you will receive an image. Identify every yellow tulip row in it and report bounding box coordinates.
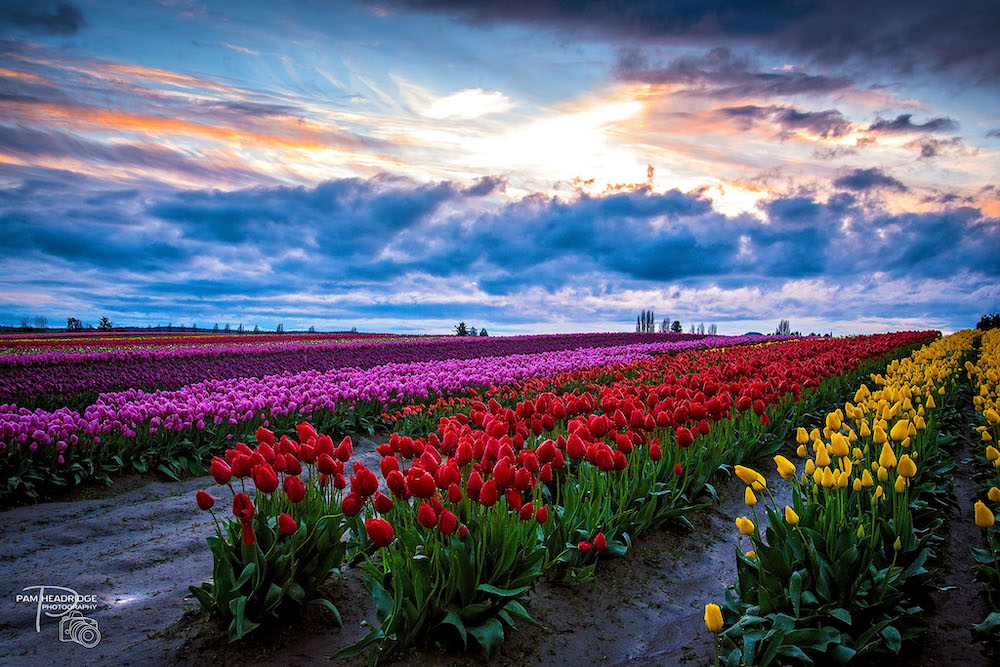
[971,329,1000,528]
[708,331,977,650]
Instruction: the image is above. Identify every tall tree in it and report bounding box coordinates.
[671,320,682,333]
[479,328,488,336]
[454,321,468,336]
[276,323,284,333]
[98,317,113,331]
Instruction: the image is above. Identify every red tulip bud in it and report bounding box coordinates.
[278,512,297,536]
[365,517,394,547]
[417,502,438,528]
[210,457,232,484]
[594,532,607,551]
[195,490,214,510]
[535,506,548,524]
[578,540,593,553]
[438,509,458,534]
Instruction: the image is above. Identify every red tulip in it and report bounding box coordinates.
[317,453,338,475]
[296,421,318,444]
[352,467,379,497]
[252,464,279,494]
[255,427,275,446]
[334,473,347,489]
[674,463,683,475]
[210,457,232,485]
[479,479,498,507]
[417,502,438,528]
[439,509,458,534]
[535,506,549,524]
[380,455,400,478]
[386,470,406,497]
[649,441,663,461]
[594,532,607,551]
[458,524,469,539]
[578,540,593,552]
[365,517,395,547]
[447,482,463,504]
[407,468,436,498]
[342,491,364,517]
[284,475,306,503]
[335,436,353,462]
[466,470,484,500]
[373,491,394,513]
[519,501,534,521]
[284,453,302,476]
[676,427,694,448]
[195,490,214,510]
[278,513,297,536]
[232,493,254,520]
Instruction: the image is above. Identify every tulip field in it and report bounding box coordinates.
[3,328,1000,664]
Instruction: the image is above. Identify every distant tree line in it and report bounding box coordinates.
[636,310,716,335]
[454,322,488,336]
[978,313,1000,331]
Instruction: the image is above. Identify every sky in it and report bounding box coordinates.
[0,0,998,335]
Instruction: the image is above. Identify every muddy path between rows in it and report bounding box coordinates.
[3,429,995,666]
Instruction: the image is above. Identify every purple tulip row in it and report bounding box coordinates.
[0,335,789,461]
[0,332,708,405]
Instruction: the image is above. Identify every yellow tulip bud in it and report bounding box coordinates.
[975,500,995,528]
[914,415,926,430]
[879,442,897,469]
[745,487,758,506]
[877,466,889,483]
[705,603,724,633]
[893,536,902,551]
[907,422,917,438]
[860,421,872,438]
[989,487,1000,502]
[810,428,821,442]
[838,471,850,488]
[926,395,936,409]
[873,425,888,445]
[894,475,908,493]
[853,447,864,460]
[774,455,796,480]
[785,506,799,525]
[875,485,885,500]
[822,467,836,488]
[852,477,862,492]
[745,550,757,559]
[861,469,874,487]
[813,466,824,486]
[986,408,1000,426]
[796,427,809,444]
[987,446,1000,462]
[796,444,807,458]
[736,517,755,535]
[856,524,865,539]
[898,454,917,478]
[816,444,831,468]
[805,459,816,475]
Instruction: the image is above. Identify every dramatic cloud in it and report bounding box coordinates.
[833,168,907,192]
[867,114,959,135]
[2,170,996,332]
[615,47,853,98]
[388,0,1000,82]
[0,2,84,35]
[715,105,851,139]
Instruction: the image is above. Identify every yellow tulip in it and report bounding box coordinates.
[878,442,897,469]
[837,471,850,488]
[894,475,908,493]
[925,394,936,409]
[830,432,849,457]
[735,465,764,488]
[877,465,889,483]
[746,550,757,559]
[907,422,917,438]
[813,467,824,486]
[861,469,874,487]
[987,446,1000,462]
[810,428,821,442]
[736,517,755,535]
[875,485,885,500]
[796,427,809,444]
[852,478,862,492]
[705,604,724,632]
[898,454,917,478]
[774,455,796,480]
[989,487,1000,502]
[785,506,799,525]
[822,467,836,488]
[745,487,757,506]
[826,412,842,432]
[805,459,816,475]
[873,425,888,445]
[890,420,909,442]
[914,415,926,430]
[986,408,1000,426]
[986,432,995,443]
[816,444,831,468]
[860,421,872,438]
[975,500,995,528]
[894,536,902,551]
[796,444,807,458]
